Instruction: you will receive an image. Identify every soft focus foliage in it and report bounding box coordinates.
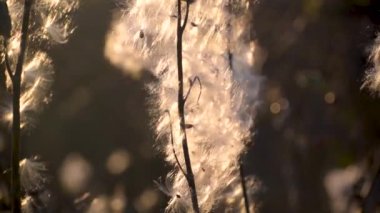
[59,153,92,195]
[106,0,261,211]
[216,176,261,212]
[1,0,79,128]
[324,165,362,213]
[84,185,127,213]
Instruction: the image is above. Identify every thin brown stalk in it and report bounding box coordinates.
[176,0,200,212]
[240,162,250,213]
[11,0,33,212]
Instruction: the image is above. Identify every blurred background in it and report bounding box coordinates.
[1,0,380,212]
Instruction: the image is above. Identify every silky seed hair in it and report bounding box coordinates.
[3,0,79,128]
[105,0,260,211]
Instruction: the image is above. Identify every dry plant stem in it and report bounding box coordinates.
[240,162,250,213]
[11,0,33,212]
[176,0,200,212]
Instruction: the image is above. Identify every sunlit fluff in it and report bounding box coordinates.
[20,157,48,193]
[4,52,53,127]
[21,191,51,213]
[106,0,260,211]
[21,195,34,213]
[3,0,79,128]
[364,35,380,92]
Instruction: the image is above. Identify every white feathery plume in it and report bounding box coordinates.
[20,192,50,213]
[21,195,34,213]
[19,157,48,193]
[364,35,380,92]
[2,0,79,128]
[106,0,261,211]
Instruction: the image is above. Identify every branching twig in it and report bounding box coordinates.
[176,0,200,212]
[184,76,202,104]
[11,0,33,212]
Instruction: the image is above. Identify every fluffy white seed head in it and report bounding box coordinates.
[106,0,261,211]
[364,35,380,92]
[2,0,79,128]
[20,157,48,193]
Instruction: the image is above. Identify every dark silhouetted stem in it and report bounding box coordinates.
[240,162,250,213]
[11,0,33,212]
[176,0,200,212]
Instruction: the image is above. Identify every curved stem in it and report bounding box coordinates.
[11,0,33,212]
[164,110,187,178]
[176,0,200,212]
